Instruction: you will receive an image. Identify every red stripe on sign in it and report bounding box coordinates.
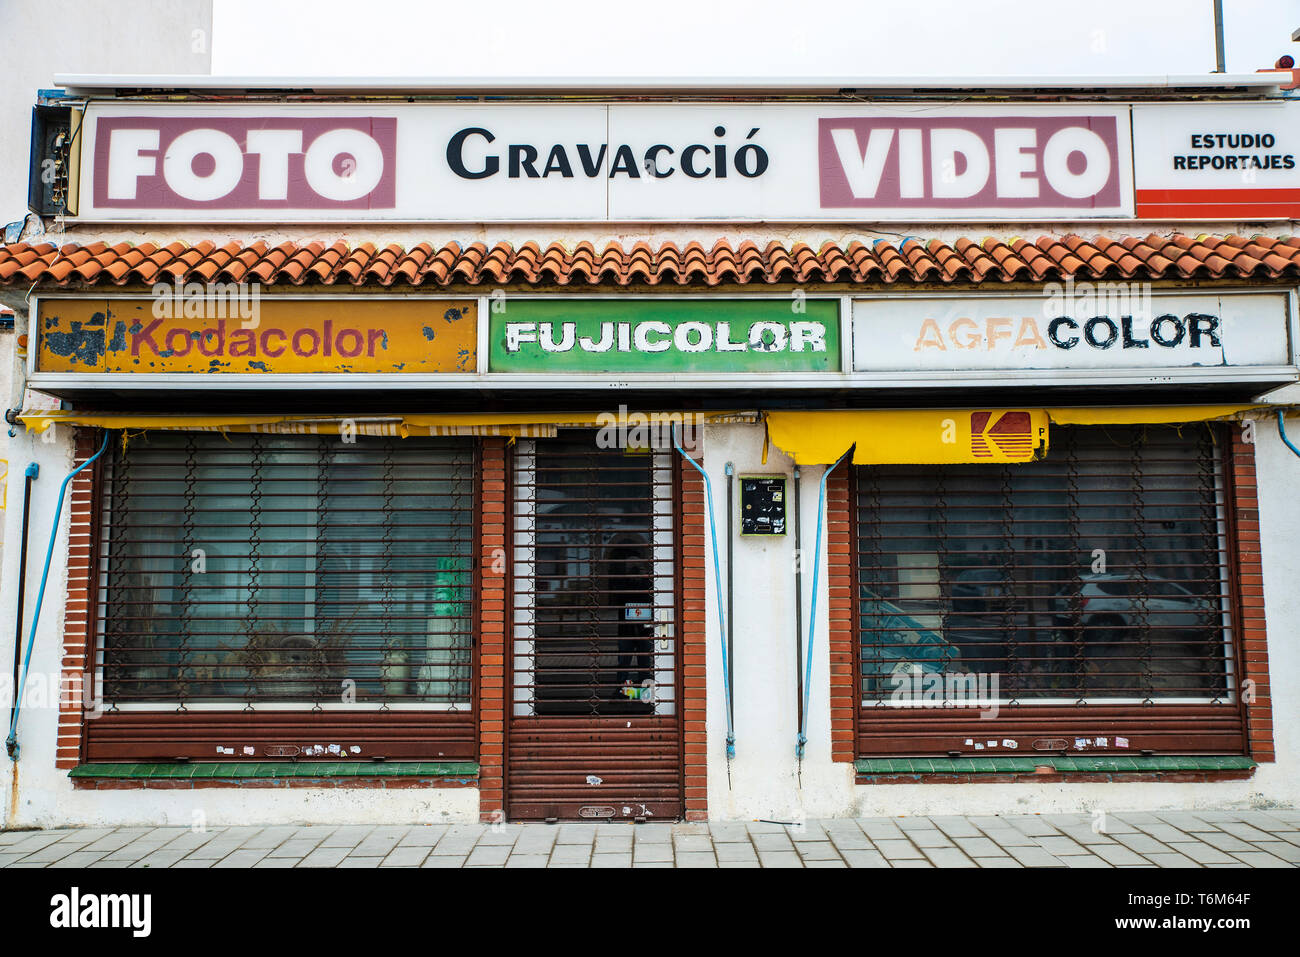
[1136,187,1300,219]
[1138,187,1300,202]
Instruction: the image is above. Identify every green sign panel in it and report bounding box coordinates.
[488,299,840,373]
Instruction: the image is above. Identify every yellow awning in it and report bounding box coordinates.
[765,409,1051,466]
[765,405,1268,466]
[1044,405,1259,426]
[18,410,757,437]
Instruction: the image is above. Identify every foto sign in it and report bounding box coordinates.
[35,297,477,374]
[489,299,840,373]
[851,290,1293,376]
[93,116,398,210]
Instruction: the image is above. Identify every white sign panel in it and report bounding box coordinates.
[853,290,1293,375]
[75,101,1136,222]
[1132,102,1300,219]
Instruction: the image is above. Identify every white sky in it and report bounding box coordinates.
[213,0,1299,78]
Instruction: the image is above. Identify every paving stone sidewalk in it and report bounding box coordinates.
[1,809,1297,868]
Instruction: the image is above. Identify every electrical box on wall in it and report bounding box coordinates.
[739,475,786,535]
[28,104,72,216]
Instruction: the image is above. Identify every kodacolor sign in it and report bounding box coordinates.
[36,297,477,374]
[489,300,840,373]
[852,291,1292,374]
[74,101,1161,222]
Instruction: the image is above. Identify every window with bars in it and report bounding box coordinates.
[96,433,476,711]
[854,425,1240,749]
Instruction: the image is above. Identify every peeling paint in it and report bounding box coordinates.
[41,311,108,367]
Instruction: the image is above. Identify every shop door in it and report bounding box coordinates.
[506,434,683,821]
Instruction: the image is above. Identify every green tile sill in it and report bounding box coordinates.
[856,755,1257,775]
[70,761,479,780]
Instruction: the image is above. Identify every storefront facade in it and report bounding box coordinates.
[1,75,1298,826]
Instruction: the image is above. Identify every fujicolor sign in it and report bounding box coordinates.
[489,300,840,373]
[35,297,477,374]
[851,291,1293,375]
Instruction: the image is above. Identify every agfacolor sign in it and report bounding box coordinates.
[489,299,840,373]
[851,290,1293,375]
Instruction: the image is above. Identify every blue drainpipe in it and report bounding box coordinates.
[672,424,735,761]
[1278,411,1300,460]
[798,444,855,761]
[6,432,110,760]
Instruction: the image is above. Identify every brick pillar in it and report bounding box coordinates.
[55,429,101,770]
[679,457,708,821]
[478,438,508,818]
[826,471,855,764]
[1231,428,1273,762]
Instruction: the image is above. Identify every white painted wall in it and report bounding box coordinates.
[700,423,856,821]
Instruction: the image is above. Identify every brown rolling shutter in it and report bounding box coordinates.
[86,432,478,761]
[854,423,1247,757]
[506,433,683,821]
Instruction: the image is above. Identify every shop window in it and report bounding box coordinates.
[96,433,475,710]
[854,424,1245,756]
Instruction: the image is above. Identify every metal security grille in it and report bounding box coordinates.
[511,435,677,716]
[507,432,682,820]
[96,433,476,711]
[854,424,1244,756]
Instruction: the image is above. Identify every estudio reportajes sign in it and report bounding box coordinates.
[69,101,1184,222]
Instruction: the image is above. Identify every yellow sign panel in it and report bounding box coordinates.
[36,298,477,374]
[765,409,1050,466]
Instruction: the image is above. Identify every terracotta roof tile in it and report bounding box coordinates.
[817,242,850,280]
[979,239,1029,281]
[954,238,996,281]
[2,234,1296,289]
[842,241,881,281]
